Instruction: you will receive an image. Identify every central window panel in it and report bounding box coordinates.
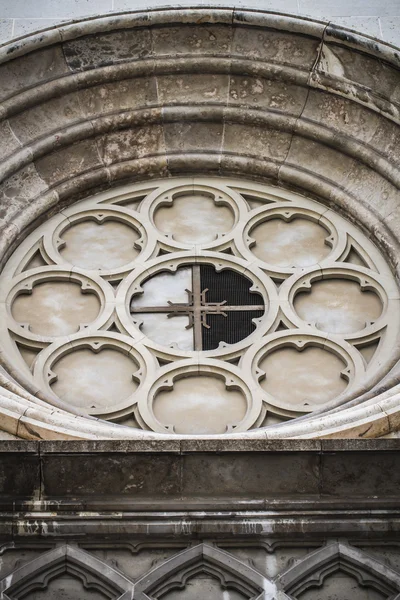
[131,265,264,351]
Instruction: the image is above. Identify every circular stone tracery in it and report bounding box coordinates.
[0,177,398,433]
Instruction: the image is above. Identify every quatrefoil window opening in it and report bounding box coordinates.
[0,177,398,434]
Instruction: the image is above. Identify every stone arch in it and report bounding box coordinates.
[278,541,400,598]
[133,543,277,599]
[1,9,400,438]
[0,544,133,599]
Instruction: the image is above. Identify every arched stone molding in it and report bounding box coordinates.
[0,545,133,599]
[133,543,279,599]
[1,9,400,438]
[278,541,400,598]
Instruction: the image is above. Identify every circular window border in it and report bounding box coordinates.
[0,9,399,439]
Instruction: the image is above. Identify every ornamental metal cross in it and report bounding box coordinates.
[130,265,264,350]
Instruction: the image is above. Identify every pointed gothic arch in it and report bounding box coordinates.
[278,541,400,598]
[133,543,277,599]
[0,545,133,600]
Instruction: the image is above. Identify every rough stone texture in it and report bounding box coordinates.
[0,47,70,103]
[63,28,153,71]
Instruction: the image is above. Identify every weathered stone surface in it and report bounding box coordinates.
[301,89,382,144]
[79,77,158,117]
[320,451,400,497]
[63,28,152,71]
[0,47,69,102]
[164,121,223,154]
[157,73,229,105]
[0,164,48,223]
[0,120,22,162]
[223,123,292,161]
[314,40,400,111]
[98,125,165,165]
[228,75,308,115]
[0,451,39,499]
[181,452,320,497]
[34,139,103,186]
[9,93,85,143]
[232,26,320,69]
[152,24,232,56]
[1,440,400,504]
[42,452,181,497]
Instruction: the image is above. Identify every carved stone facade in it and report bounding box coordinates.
[1,440,400,600]
[1,8,400,600]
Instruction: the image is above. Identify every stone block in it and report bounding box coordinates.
[9,93,85,144]
[320,450,400,497]
[181,452,320,497]
[232,26,320,71]
[299,0,400,17]
[0,0,110,18]
[301,89,382,144]
[223,123,291,162]
[0,20,12,43]
[180,439,321,452]
[0,164,48,224]
[13,18,67,37]
[282,134,355,188]
[98,125,165,165]
[41,453,181,497]
[79,77,158,118]
[0,120,22,162]
[0,451,40,498]
[164,121,223,154]
[34,139,103,187]
[0,47,69,103]
[314,40,400,110]
[40,440,181,453]
[342,164,400,220]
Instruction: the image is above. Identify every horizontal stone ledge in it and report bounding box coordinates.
[7,516,400,541]
[1,440,400,506]
[12,500,400,512]
[2,439,400,454]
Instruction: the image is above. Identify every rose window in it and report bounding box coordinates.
[0,177,398,434]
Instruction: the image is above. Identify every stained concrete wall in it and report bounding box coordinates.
[0,0,400,46]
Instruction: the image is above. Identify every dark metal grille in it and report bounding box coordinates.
[202,310,264,350]
[131,264,265,350]
[199,265,262,305]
